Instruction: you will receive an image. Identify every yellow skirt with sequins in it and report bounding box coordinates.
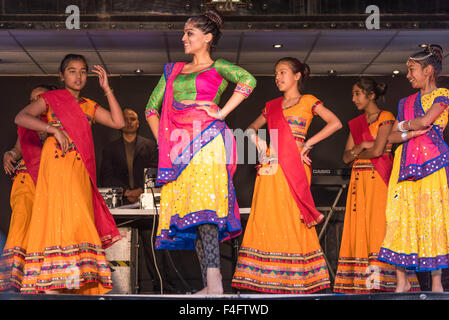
[379,144,449,271]
[156,134,241,250]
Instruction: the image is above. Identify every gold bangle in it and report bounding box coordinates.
[303,142,313,150]
[104,88,114,96]
[7,150,18,160]
[45,123,52,134]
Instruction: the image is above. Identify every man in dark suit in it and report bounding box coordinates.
[100,108,158,203]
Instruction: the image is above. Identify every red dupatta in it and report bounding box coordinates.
[37,89,120,248]
[17,126,43,185]
[348,113,393,185]
[265,97,323,227]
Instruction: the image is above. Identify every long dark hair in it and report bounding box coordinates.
[408,44,443,80]
[187,9,223,49]
[275,57,310,91]
[354,77,387,100]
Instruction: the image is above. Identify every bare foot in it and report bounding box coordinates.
[44,289,59,294]
[431,270,444,292]
[194,287,208,295]
[395,267,410,293]
[395,281,411,293]
[431,283,444,292]
[206,268,223,295]
[431,286,444,292]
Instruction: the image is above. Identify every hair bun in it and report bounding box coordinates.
[204,9,223,29]
[375,82,387,97]
[428,44,443,63]
[303,63,311,81]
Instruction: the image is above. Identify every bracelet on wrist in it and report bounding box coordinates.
[45,123,52,134]
[217,109,225,121]
[104,88,114,96]
[303,142,313,150]
[7,150,18,160]
[398,121,409,133]
[401,132,408,142]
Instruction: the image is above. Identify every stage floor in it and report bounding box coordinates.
[1,292,449,300]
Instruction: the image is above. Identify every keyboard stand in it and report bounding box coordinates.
[311,169,349,281]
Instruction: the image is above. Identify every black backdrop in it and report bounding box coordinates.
[2,73,449,235]
[1,73,449,292]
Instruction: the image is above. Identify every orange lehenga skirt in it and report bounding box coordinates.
[17,136,113,294]
[0,168,35,291]
[333,160,420,293]
[231,149,330,294]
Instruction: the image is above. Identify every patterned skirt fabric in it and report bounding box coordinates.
[0,172,35,291]
[19,137,113,294]
[156,134,241,250]
[231,157,330,294]
[379,145,449,271]
[334,162,420,293]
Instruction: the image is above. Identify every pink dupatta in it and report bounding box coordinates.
[348,113,393,185]
[265,97,323,227]
[17,126,43,185]
[157,63,238,184]
[397,92,449,182]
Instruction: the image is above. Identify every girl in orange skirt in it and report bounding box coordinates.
[0,85,55,292]
[14,54,125,294]
[231,57,342,294]
[333,78,420,293]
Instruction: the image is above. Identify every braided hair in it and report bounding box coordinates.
[187,9,223,49]
[408,44,443,79]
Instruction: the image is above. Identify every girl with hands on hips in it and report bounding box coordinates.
[232,57,341,294]
[144,10,256,296]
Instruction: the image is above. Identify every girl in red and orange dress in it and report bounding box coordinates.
[14,54,125,294]
[333,78,420,293]
[0,85,55,292]
[232,57,342,294]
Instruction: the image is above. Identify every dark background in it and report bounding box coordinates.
[2,72,449,293]
[4,73,447,234]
